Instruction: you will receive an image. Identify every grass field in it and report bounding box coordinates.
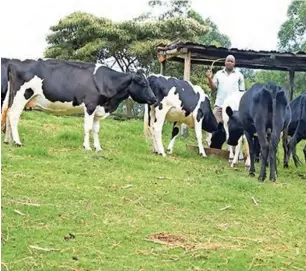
[2,111,306,271]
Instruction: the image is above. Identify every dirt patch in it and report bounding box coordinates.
[146,232,186,245]
[145,232,238,251]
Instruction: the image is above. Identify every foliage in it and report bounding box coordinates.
[277,1,306,52]
[2,112,306,270]
[252,1,306,97]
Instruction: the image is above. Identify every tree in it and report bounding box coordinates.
[253,1,306,98]
[44,9,209,117]
[277,1,306,52]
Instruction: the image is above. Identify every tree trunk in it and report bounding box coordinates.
[126,98,133,119]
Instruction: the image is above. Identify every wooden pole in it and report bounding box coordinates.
[184,51,191,81]
[181,51,192,137]
[289,70,295,101]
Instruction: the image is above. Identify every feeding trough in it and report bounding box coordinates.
[186,145,230,160]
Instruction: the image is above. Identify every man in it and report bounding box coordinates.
[206,55,245,123]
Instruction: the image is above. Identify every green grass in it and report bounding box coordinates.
[2,111,306,271]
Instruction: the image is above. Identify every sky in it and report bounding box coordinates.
[0,0,293,60]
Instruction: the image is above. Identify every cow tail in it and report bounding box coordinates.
[1,64,14,132]
[289,94,305,151]
[143,104,150,139]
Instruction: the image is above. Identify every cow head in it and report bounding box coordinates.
[129,70,157,105]
[210,122,226,149]
[225,106,244,146]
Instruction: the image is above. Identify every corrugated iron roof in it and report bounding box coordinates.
[157,42,306,56]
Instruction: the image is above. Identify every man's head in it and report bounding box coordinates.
[225,55,235,72]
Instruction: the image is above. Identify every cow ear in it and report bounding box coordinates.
[226,106,233,118]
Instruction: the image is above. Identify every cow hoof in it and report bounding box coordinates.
[166,149,173,154]
[230,163,236,168]
[83,146,92,151]
[14,142,23,147]
[258,176,265,182]
[200,153,207,158]
[284,163,289,168]
[249,172,255,177]
[4,140,10,144]
[95,147,103,152]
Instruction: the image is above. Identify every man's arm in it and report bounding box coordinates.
[206,70,217,91]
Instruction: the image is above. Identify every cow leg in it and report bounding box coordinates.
[257,128,269,181]
[83,109,95,151]
[206,132,212,147]
[92,116,102,152]
[269,128,282,182]
[152,108,168,156]
[292,141,302,167]
[7,91,36,146]
[243,135,251,167]
[245,131,255,176]
[228,145,234,160]
[238,141,244,160]
[194,118,206,157]
[148,105,159,154]
[282,129,289,168]
[167,122,179,154]
[231,137,242,167]
[287,136,302,167]
[4,114,12,144]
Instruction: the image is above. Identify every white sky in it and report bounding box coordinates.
[0,0,293,59]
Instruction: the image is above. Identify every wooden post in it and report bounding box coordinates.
[181,51,192,137]
[184,51,191,81]
[160,61,166,75]
[289,70,295,101]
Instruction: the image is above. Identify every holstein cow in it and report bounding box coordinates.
[283,91,306,167]
[225,82,291,181]
[3,58,156,149]
[221,91,250,167]
[144,74,224,157]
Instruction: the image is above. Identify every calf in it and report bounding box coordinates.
[222,91,250,167]
[283,92,306,167]
[2,58,156,149]
[144,74,224,157]
[225,82,291,181]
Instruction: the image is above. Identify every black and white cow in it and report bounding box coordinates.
[225,82,291,181]
[283,91,306,167]
[144,74,224,157]
[221,91,250,167]
[2,58,157,149]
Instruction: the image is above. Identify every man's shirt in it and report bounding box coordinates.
[213,68,245,107]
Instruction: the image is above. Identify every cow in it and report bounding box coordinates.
[283,91,306,167]
[221,91,250,168]
[225,82,291,181]
[2,58,157,150]
[144,74,225,157]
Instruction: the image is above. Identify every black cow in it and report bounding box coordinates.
[225,82,291,181]
[144,74,224,157]
[2,58,156,148]
[283,92,306,167]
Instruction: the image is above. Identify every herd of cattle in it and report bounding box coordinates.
[1,57,305,182]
